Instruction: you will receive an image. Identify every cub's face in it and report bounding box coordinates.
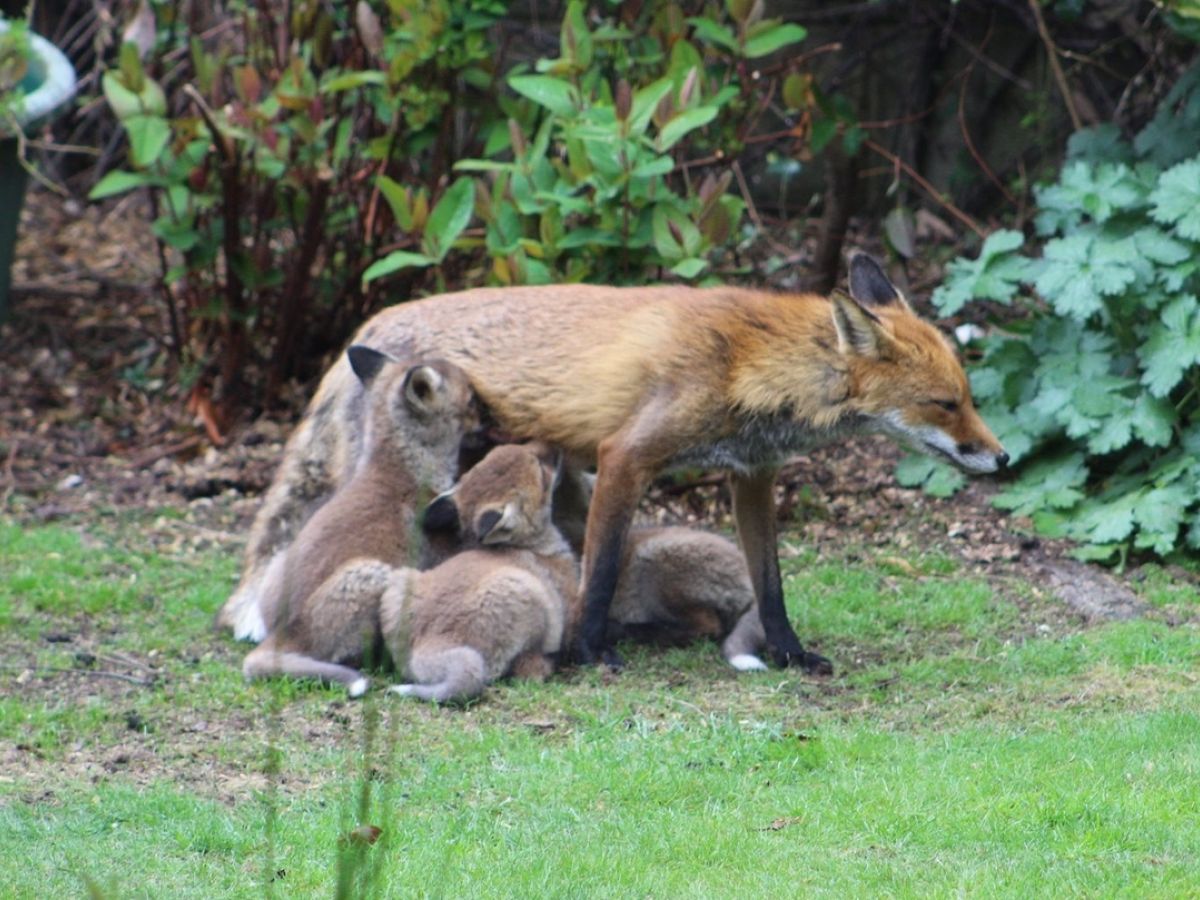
[423,443,560,548]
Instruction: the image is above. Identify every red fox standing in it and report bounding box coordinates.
[220,254,1006,672]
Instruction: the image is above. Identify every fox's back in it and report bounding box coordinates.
[350,284,827,453]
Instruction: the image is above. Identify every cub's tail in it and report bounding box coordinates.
[387,645,486,704]
[243,642,370,697]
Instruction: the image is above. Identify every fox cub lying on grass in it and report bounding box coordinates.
[428,463,767,672]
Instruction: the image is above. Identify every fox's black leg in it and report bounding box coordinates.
[730,469,833,674]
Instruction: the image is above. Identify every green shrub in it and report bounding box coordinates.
[91,0,507,409]
[927,66,1200,563]
[366,0,807,287]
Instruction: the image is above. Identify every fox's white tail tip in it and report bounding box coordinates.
[729,653,768,672]
[348,677,370,698]
[388,684,418,698]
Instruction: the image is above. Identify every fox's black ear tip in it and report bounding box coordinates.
[847,253,901,306]
[348,345,390,385]
[423,493,460,533]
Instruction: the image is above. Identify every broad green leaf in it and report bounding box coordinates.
[993,453,1088,516]
[124,115,171,169]
[1133,486,1188,554]
[1149,157,1200,240]
[686,17,739,53]
[1071,491,1138,544]
[423,178,476,262]
[933,229,1030,315]
[1140,294,1200,397]
[509,75,579,117]
[743,21,808,59]
[894,454,966,498]
[362,250,434,284]
[88,169,157,200]
[670,257,708,279]
[629,79,673,136]
[1131,393,1176,447]
[102,69,167,120]
[376,175,413,231]
[657,106,718,151]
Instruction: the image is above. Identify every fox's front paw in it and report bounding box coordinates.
[569,637,624,671]
[768,639,833,675]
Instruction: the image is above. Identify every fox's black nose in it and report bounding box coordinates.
[996,451,1010,469]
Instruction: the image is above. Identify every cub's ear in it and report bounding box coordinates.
[476,503,518,545]
[403,364,445,414]
[347,345,392,386]
[848,253,911,311]
[422,489,461,534]
[527,441,564,492]
[830,290,893,359]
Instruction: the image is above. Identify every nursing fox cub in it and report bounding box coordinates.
[245,442,576,701]
[222,255,1005,672]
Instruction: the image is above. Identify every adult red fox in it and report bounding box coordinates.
[221,254,1006,672]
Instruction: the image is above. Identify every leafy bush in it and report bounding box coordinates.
[367,0,806,286]
[925,66,1200,562]
[91,0,507,411]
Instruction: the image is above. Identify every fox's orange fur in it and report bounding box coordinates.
[221,255,1005,671]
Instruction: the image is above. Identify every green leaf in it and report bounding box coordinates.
[423,178,476,262]
[1034,233,1138,321]
[670,257,708,279]
[124,115,172,169]
[1133,485,1189,555]
[1149,157,1200,240]
[376,175,413,231]
[1071,491,1138,545]
[88,170,157,200]
[742,21,808,59]
[362,250,434,284]
[933,229,1030,315]
[656,106,718,152]
[321,70,387,94]
[993,453,1088,516]
[1131,393,1176,447]
[686,17,739,53]
[509,75,579,117]
[894,454,966,498]
[1140,294,1200,397]
[629,79,673,136]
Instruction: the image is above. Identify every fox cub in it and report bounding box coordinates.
[241,347,478,694]
[245,442,576,702]
[383,442,577,702]
[428,459,767,671]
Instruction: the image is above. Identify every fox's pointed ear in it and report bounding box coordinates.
[848,253,912,311]
[831,290,892,358]
[528,442,564,492]
[348,345,392,386]
[422,489,460,534]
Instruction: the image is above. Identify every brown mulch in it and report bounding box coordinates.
[0,189,1150,620]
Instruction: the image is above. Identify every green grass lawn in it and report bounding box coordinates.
[1,516,1198,898]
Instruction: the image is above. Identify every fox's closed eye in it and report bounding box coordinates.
[930,399,959,412]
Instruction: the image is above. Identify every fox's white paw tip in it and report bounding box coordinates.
[347,677,370,698]
[232,606,267,644]
[729,653,768,672]
[387,684,417,697]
